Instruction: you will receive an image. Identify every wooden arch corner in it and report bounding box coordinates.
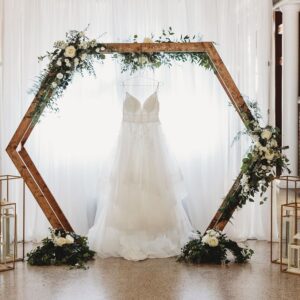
[6,42,254,232]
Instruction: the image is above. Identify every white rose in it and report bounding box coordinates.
[270,139,278,147]
[261,129,272,140]
[202,234,210,244]
[100,46,106,51]
[51,82,57,88]
[95,48,100,53]
[56,73,63,80]
[56,59,62,66]
[206,229,217,237]
[207,237,219,247]
[265,150,274,161]
[55,237,67,247]
[81,53,87,60]
[64,45,76,58]
[255,141,262,149]
[143,37,153,43]
[241,174,249,185]
[133,58,138,62]
[138,55,148,64]
[260,146,268,153]
[65,234,74,244]
[243,184,250,193]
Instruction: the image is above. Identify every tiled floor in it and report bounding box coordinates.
[0,241,299,300]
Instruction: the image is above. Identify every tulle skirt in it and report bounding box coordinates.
[88,121,193,260]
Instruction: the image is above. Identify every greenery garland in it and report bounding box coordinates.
[112,27,214,74]
[178,229,254,264]
[27,228,95,269]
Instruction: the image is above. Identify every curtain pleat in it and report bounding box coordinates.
[0,0,272,241]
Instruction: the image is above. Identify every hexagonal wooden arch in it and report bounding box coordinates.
[6,42,255,232]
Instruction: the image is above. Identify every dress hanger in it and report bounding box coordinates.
[122,75,160,87]
[121,69,161,87]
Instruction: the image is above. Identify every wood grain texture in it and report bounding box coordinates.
[206,172,243,231]
[6,150,63,228]
[19,148,73,231]
[6,42,254,232]
[99,42,209,53]
[205,43,253,123]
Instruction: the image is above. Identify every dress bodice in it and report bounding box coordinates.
[123,91,160,123]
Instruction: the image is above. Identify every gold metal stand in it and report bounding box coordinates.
[280,202,300,275]
[270,176,300,264]
[0,175,25,263]
[0,201,17,272]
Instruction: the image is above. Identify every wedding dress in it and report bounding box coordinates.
[88,90,193,260]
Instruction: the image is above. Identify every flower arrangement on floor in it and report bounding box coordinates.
[27,228,95,269]
[178,229,254,264]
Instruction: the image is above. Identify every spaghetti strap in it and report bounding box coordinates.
[156,81,160,91]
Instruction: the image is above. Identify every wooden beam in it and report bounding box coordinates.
[99,42,209,53]
[6,149,63,228]
[18,147,73,231]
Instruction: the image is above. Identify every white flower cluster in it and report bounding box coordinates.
[239,121,283,197]
[202,229,220,247]
[51,72,64,88]
[52,233,74,247]
[50,33,107,90]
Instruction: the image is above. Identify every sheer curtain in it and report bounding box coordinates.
[0,0,273,241]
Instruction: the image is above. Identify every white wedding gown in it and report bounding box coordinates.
[88,90,193,260]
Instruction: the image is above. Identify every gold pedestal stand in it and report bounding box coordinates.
[0,175,25,271]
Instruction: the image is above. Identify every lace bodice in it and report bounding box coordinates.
[123,91,160,123]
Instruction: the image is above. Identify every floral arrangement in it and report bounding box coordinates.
[32,27,213,123]
[218,113,290,222]
[112,27,214,74]
[27,228,95,269]
[31,28,107,123]
[178,229,254,264]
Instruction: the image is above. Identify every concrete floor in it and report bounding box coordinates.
[0,241,299,300]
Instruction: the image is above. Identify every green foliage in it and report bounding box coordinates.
[113,27,214,74]
[178,230,253,265]
[31,29,107,123]
[218,114,290,223]
[27,228,95,269]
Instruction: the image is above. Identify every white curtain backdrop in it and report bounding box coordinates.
[0,0,273,241]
